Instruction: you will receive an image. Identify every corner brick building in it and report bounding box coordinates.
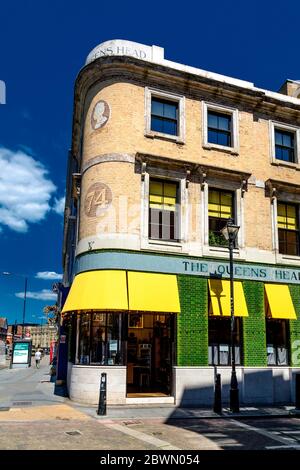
[61,40,300,406]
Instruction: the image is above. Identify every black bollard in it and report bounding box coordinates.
[213,373,222,414]
[97,372,107,415]
[296,373,300,410]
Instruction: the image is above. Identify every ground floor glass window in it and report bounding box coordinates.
[208,317,242,366]
[76,312,125,366]
[266,319,289,366]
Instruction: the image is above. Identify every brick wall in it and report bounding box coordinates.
[177,276,270,367]
[242,281,267,367]
[289,284,300,367]
[177,275,208,366]
[78,79,300,254]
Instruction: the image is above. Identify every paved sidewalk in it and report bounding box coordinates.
[0,356,67,409]
[1,361,299,422]
[72,402,300,421]
[2,359,300,450]
[0,403,89,422]
[0,358,10,370]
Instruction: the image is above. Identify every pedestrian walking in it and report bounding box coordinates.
[35,350,42,368]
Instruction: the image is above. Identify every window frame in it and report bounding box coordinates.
[208,188,236,248]
[208,317,243,366]
[277,201,300,257]
[148,178,180,243]
[265,318,290,366]
[75,312,126,366]
[274,128,295,163]
[150,97,179,137]
[201,180,245,258]
[202,101,239,154]
[207,110,232,147]
[270,121,300,168]
[141,170,188,252]
[145,87,185,143]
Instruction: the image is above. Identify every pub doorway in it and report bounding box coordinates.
[126,313,175,397]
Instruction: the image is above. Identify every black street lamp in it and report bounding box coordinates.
[221,217,240,413]
[2,272,28,339]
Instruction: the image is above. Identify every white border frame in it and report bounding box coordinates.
[202,101,239,154]
[202,180,245,259]
[272,195,300,263]
[140,169,189,253]
[145,87,185,143]
[269,120,300,169]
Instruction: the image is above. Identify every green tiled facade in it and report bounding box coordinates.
[242,281,267,367]
[289,285,300,367]
[177,275,299,368]
[177,275,208,366]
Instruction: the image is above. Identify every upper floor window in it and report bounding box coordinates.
[275,129,295,163]
[271,122,300,167]
[148,179,180,242]
[277,202,299,256]
[203,102,239,153]
[208,189,235,247]
[207,111,232,147]
[145,88,185,142]
[151,98,178,136]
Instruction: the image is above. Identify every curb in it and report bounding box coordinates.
[82,408,299,421]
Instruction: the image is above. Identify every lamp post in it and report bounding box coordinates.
[221,218,240,413]
[2,272,28,339]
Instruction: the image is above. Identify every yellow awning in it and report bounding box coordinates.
[265,284,296,319]
[208,279,248,317]
[62,270,128,313]
[127,271,180,313]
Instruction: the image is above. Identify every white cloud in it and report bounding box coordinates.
[15,289,57,301]
[0,147,56,232]
[36,271,63,280]
[53,196,65,215]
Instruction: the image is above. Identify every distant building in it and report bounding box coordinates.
[0,318,8,364]
[0,318,8,343]
[7,323,57,349]
[7,322,34,342]
[29,324,57,349]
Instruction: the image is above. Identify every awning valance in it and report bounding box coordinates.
[62,270,180,314]
[208,279,248,317]
[265,284,296,319]
[61,270,128,313]
[127,271,180,313]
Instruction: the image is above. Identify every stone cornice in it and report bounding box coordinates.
[136,152,251,185]
[266,178,300,197]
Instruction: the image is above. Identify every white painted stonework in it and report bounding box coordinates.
[85,39,164,65]
[67,363,127,405]
[173,366,300,407]
[85,39,300,107]
[66,363,300,406]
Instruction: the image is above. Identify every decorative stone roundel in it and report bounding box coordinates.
[84,182,112,217]
[91,100,110,130]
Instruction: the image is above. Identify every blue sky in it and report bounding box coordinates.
[1,0,300,324]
